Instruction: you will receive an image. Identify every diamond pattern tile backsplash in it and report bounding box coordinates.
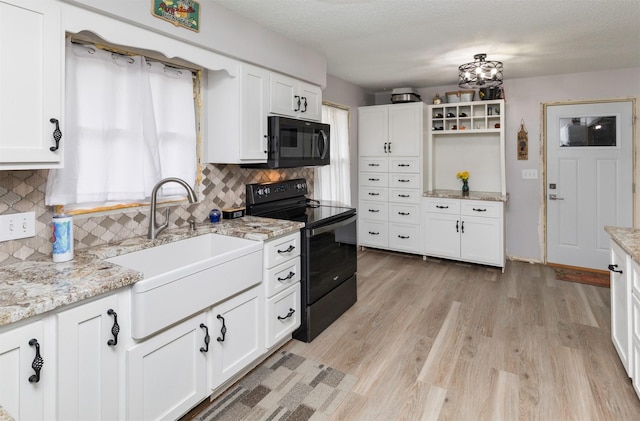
[0,165,314,265]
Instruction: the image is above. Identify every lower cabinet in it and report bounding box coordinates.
[0,318,52,421]
[57,292,128,421]
[127,312,208,421]
[610,240,632,376]
[423,197,505,269]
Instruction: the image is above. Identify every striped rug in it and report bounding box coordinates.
[197,351,357,421]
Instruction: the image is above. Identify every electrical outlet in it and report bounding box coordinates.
[0,212,36,242]
[522,169,538,179]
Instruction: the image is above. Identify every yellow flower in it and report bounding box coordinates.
[456,171,470,181]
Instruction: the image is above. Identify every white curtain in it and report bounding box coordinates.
[315,105,351,205]
[46,39,196,206]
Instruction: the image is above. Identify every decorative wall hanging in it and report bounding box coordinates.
[152,0,200,32]
[517,119,528,160]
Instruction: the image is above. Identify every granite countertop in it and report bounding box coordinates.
[0,406,13,421]
[605,226,640,263]
[423,189,509,202]
[0,216,303,328]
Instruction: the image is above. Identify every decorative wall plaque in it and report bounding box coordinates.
[152,0,200,32]
[517,120,528,160]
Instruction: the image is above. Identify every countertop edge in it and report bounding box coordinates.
[423,189,509,202]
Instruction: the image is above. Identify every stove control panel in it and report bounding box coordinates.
[246,178,308,205]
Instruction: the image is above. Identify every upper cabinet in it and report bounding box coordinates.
[0,0,64,170]
[359,103,423,157]
[427,100,506,195]
[206,63,270,164]
[269,73,322,121]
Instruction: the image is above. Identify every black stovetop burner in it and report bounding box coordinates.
[245,179,355,228]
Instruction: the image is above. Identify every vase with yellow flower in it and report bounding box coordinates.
[457,171,470,196]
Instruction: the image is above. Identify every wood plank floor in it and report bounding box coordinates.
[282,248,640,420]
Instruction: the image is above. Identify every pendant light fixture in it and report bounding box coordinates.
[458,53,503,88]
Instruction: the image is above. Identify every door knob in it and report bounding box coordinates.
[549,194,564,200]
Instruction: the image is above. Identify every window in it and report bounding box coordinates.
[314,104,351,205]
[45,37,199,211]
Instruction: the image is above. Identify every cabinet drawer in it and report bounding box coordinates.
[389,223,421,252]
[389,157,420,173]
[265,258,301,298]
[389,188,420,204]
[359,220,388,247]
[264,232,301,269]
[360,157,388,172]
[360,172,389,187]
[390,173,420,189]
[359,200,388,222]
[460,200,502,219]
[423,198,460,214]
[266,284,301,348]
[361,186,388,202]
[389,203,420,224]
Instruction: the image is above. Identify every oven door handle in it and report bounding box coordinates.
[307,215,357,238]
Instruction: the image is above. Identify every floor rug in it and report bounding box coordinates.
[196,351,358,421]
[554,267,610,287]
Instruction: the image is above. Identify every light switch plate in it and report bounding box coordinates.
[0,212,36,242]
[522,169,538,179]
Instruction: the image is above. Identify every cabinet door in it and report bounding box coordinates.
[611,241,632,375]
[0,319,49,420]
[423,213,460,259]
[460,216,502,266]
[388,103,421,156]
[358,106,389,157]
[298,82,322,121]
[266,284,301,348]
[127,313,208,421]
[210,285,265,389]
[0,0,63,169]
[269,73,297,118]
[241,64,269,160]
[57,293,124,421]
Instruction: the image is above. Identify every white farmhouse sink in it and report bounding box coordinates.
[107,233,263,339]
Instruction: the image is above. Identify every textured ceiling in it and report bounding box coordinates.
[209,0,640,92]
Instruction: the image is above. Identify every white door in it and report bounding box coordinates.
[546,100,633,270]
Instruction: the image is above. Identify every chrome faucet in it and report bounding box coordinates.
[148,177,198,240]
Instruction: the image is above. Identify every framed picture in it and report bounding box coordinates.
[151,0,200,32]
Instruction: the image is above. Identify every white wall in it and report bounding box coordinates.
[375,67,640,262]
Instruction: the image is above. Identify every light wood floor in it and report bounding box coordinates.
[283,249,640,420]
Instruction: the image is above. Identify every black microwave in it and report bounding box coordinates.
[243,116,330,169]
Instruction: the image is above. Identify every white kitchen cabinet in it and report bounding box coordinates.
[358,102,426,255]
[209,285,264,390]
[206,62,270,164]
[0,318,53,420]
[263,232,302,348]
[270,72,322,121]
[423,197,505,269]
[57,292,128,421]
[0,0,64,170]
[427,100,506,195]
[610,240,633,376]
[127,312,209,421]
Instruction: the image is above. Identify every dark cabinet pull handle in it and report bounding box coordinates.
[368,192,380,196]
[200,323,210,352]
[398,164,410,167]
[473,208,487,212]
[461,220,465,233]
[608,264,623,274]
[28,339,44,383]
[302,97,308,112]
[277,245,295,254]
[456,220,459,233]
[216,315,227,342]
[368,231,380,235]
[436,205,449,209]
[388,142,392,153]
[398,235,410,239]
[49,118,62,152]
[398,179,410,183]
[368,209,380,213]
[398,212,410,215]
[383,142,388,153]
[277,308,295,320]
[368,163,380,167]
[398,194,410,198]
[277,271,295,282]
[294,95,301,112]
[368,178,380,181]
[107,309,119,346]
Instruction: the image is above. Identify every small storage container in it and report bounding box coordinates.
[446,90,475,103]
